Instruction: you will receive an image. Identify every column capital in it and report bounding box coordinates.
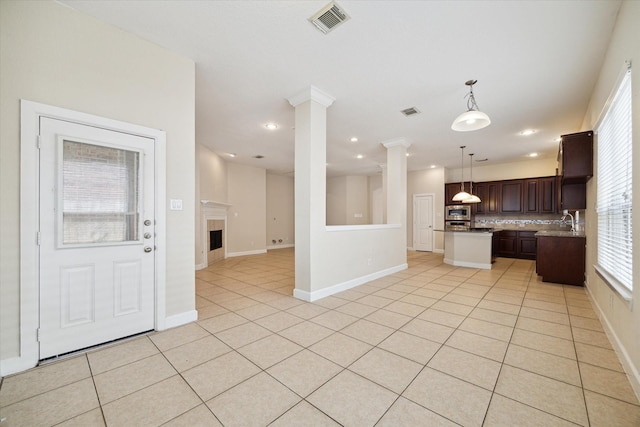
[382,137,411,149]
[287,85,335,108]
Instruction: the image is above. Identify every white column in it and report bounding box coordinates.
[379,163,387,224]
[287,86,335,294]
[383,138,411,246]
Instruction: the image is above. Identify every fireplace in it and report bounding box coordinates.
[200,200,230,269]
[210,230,222,251]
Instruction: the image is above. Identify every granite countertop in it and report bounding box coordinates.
[436,228,497,233]
[534,230,586,238]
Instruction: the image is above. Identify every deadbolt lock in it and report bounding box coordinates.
[144,232,152,239]
[144,247,152,253]
[144,220,152,226]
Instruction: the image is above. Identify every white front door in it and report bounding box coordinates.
[414,194,434,252]
[39,117,156,358]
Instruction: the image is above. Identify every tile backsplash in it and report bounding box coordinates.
[474,213,585,231]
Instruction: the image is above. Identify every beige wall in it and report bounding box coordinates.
[195,145,228,266]
[326,176,348,225]
[408,168,446,251]
[445,157,558,183]
[227,163,267,255]
[266,174,295,248]
[0,1,195,360]
[581,0,640,396]
[327,175,372,225]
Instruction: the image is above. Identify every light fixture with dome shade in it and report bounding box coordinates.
[463,153,481,203]
[451,79,491,132]
[452,146,471,202]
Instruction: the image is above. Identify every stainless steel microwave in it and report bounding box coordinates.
[445,205,471,221]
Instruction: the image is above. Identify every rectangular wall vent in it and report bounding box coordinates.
[401,107,421,117]
[309,1,350,34]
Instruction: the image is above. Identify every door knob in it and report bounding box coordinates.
[144,219,152,226]
[144,247,152,253]
[144,232,152,239]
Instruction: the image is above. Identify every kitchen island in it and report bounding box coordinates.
[442,228,495,269]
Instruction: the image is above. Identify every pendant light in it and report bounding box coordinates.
[452,146,471,202]
[463,153,481,203]
[451,79,491,132]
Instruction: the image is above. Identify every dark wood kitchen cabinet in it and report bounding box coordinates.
[500,180,523,213]
[559,131,593,182]
[537,235,586,285]
[539,177,556,213]
[557,131,593,211]
[495,230,537,259]
[473,182,486,214]
[445,182,470,204]
[486,182,500,213]
[496,230,517,257]
[517,231,538,260]
[524,177,556,214]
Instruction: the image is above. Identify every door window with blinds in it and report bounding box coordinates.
[595,63,632,299]
[58,137,143,247]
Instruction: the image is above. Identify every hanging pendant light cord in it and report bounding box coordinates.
[467,87,479,111]
[469,153,474,193]
[460,146,466,192]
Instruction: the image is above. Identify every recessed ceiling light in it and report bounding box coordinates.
[265,123,278,130]
[430,165,437,169]
[406,153,410,157]
[528,152,539,157]
[520,129,536,136]
[227,153,236,158]
[350,137,358,142]
[356,154,364,159]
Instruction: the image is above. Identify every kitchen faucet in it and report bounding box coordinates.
[561,209,575,232]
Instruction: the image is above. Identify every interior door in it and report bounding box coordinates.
[38,117,155,358]
[414,194,434,251]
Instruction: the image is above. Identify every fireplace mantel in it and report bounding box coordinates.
[200,200,231,216]
[201,200,231,209]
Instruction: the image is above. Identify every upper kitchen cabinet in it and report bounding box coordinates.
[558,131,593,183]
[524,177,556,214]
[557,131,593,210]
[445,182,470,204]
[472,181,499,214]
[500,180,524,213]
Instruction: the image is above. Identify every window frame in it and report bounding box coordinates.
[594,61,633,303]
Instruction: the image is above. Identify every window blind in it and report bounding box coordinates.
[596,66,632,293]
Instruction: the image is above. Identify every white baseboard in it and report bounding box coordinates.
[433,248,444,254]
[443,257,491,270]
[227,249,267,258]
[267,244,294,250]
[195,262,207,270]
[0,355,38,377]
[585,285,640,401]
[162,310,198,330]
[293,263,408,302]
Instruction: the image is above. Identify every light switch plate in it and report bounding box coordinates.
[170,199,183,210]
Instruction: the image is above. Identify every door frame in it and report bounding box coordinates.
[17,100,166,373]
[412,193,435,252]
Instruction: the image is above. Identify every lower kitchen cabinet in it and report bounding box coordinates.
[536,234,586,285]
[494,230,538,260]
[496,231,517,258]
[517,231,537,260]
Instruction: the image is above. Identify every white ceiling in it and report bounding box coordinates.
[59,0,621,177]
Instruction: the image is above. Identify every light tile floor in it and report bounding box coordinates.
[1,249,639,426]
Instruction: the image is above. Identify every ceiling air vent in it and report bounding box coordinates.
[309,1,350,34]
[401,107,421,117]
